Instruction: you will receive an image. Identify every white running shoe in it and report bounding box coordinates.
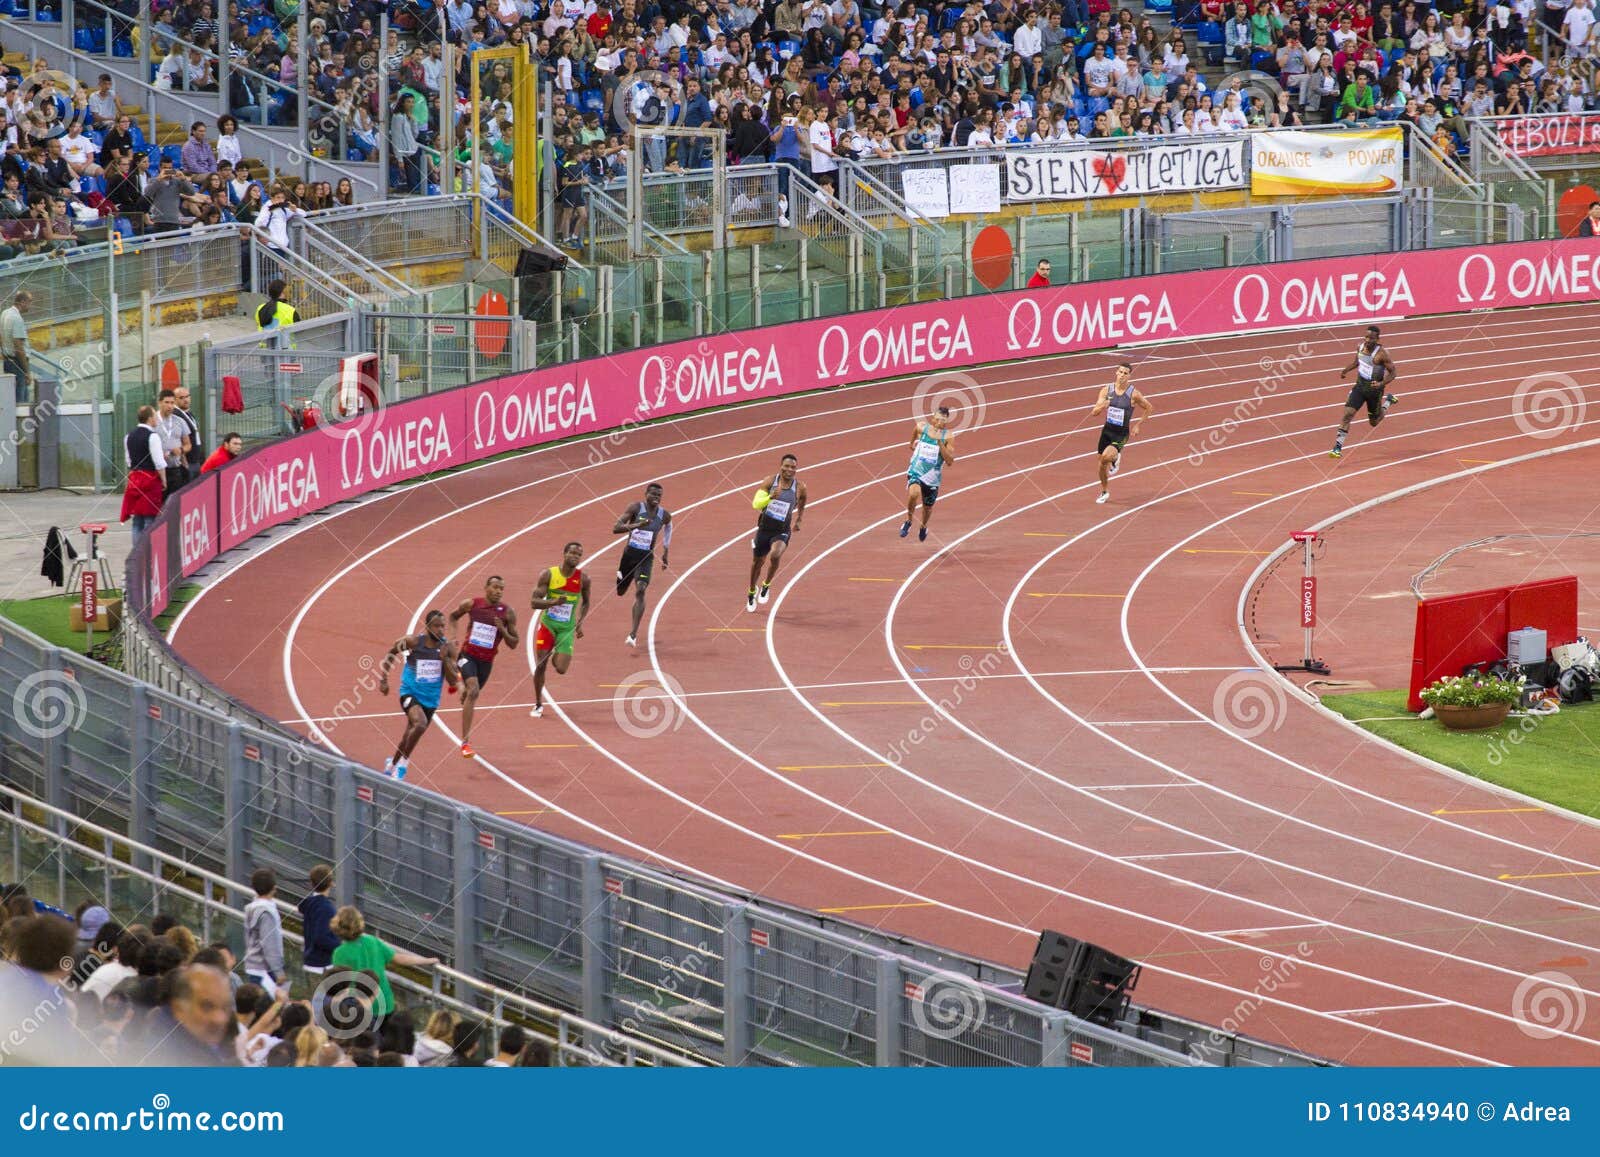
[758,584,772,604]
[1096,491,1110,505]
[1108,455,1120,476]
[383,757,394,776]
[625,635,637,648]
[746,592,757,613]
[530,703,544,718]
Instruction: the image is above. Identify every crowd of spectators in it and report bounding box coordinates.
[6,0,1595,255]
[0,43,361,264]
[287,0,1589,246]
[0,873,557,1067]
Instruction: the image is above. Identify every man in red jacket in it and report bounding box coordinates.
[1027,258,1052,288]
[201,432,242,473]
[120,405,166,545]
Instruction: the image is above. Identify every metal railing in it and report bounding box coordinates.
[0,781,695,1067]
[62,594,1288,1066]
[201,312,368,442]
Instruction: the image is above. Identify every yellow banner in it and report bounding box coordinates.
[1250,129,1403,196]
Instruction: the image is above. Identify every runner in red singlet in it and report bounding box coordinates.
[448,575,520,758]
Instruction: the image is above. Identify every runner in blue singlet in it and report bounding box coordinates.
[1331,324,1400,459]
[900,405,956,543]
[376,609,460,781]
[1089,361,1154,505]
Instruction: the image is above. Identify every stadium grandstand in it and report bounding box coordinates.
[0,0,1597,1076]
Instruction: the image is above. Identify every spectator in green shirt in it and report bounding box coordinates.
[1250,1,1284,50]
[328,905,439,1023]
[1337,73,1375,120]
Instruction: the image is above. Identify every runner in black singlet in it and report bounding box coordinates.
[1331,325,1400,459]
[1089,361,1154,505]
[747,453,806,613]
[613,482,673,649]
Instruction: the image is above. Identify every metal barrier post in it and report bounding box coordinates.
[570,321,580,361]
[874,953,900,1066]
[1040,1012,1071,1066]
[332,764,360,905]
[702,251,714,333]
[578,854,609,1048]
[721,903,752,1065]
[810,281,821,319]
[799,237,808,312]
[652,258,664,342]
[452,809,480,981]
[128,682,155,877]
[222,721,250,884]
[751,244,761,327]
[41,650,66,815]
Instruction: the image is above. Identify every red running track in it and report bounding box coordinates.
[171,303,1600,1066]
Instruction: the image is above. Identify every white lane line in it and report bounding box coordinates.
[1207,923,1329,937]
[268,311,1599,1065]
[637,389,1592,1058]
[1329,1002,1453,1018]
[1120,850,1242,862]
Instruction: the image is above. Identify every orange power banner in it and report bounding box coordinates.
[1251,129,1403,196]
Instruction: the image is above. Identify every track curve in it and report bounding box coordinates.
[172,303,1600,1064]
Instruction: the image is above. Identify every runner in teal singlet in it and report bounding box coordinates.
[376,610,461,781]
[900,406,956,543]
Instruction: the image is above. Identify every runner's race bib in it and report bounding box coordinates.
[546,603,574,624]
[765,498,792,521]
[629,527,655,550]
[914,441,940,462]
[468,620,498,649]
[414,659,443,682]
[1108,404,1128,426]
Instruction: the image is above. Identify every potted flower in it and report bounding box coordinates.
[1419,673,1523,731]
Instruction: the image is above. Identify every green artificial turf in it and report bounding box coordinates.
[0,594,120,655]
[1322,689,1600,818]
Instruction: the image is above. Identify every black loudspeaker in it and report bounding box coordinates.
[1023,929,1085,1007]
[515,248,568,277]
[1022,930,1141,1029]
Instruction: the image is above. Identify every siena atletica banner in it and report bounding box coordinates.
[1005,140,1246,202]
[1250,128,1403,196]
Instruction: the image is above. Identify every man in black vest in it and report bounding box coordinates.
[119,404,166,545]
